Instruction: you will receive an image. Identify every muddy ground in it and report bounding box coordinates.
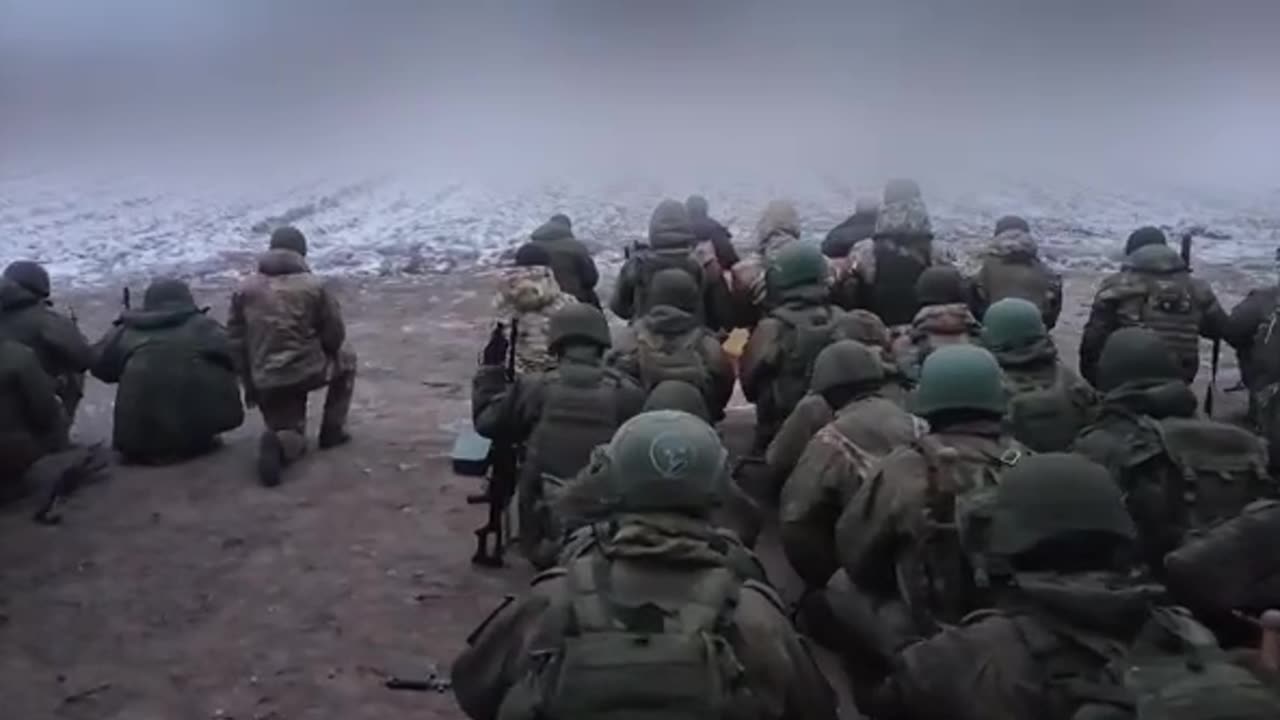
[0,264,1254,719]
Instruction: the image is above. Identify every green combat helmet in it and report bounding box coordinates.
[912,345,1006,417]
[548,304,612,352]
[766,240,826,294]
[982,298,1046,352]
[810,340,885,394]
[3,260,52,298]
[915,265,967,306]
[269,225,308,256]
[141,278,197,311]
[1095,327,1181,393]
[985,453,1136,559]
[606,410,728,514]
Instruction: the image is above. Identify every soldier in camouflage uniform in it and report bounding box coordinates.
[762,309,907,504]
[492,243,577,375]
[740,241,844,452]
[1079,226,1230,384]
[982,298,1097,452]
[1072,327,1274,575]
[780,340,923,589]
[0,261,93,422]
[0,338,67,501]
[836,345,1023,641]
[892,265,982,383]
[92,278,244,464]
[228,226,357,487]
[837,180,949,326]
[473,303,645,568]
[611,199,732,331]
[728,200,810,328]
[453,411,837,720]
[609,268,735,421]
[970,224,1063,329]
[529,214,600,307]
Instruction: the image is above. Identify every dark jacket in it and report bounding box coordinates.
[0,339,66,493]
[93,302,244,461]
[0,279,93,402]
[531,220,600,306]
[690,214,740,270]
[822,210,878,259]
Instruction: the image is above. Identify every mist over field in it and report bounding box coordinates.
[2,1,1279,283]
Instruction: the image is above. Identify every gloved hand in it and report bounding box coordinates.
[481,323,509,366]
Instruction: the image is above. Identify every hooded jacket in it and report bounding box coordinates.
[972,229,1063,329]
[0,339,66,487]
[0,279,93,384]
[92,287,244,460]
[991,336,1098,452]
[227,249,351,392]
[530,219,600,305]
[494,266,577,375]
[609,303,735,420]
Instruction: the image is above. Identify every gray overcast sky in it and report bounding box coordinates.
[2,1,1278,188]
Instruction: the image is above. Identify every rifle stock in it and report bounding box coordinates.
[471,319,521,567]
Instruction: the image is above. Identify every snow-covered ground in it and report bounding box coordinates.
[3,169,1279,289]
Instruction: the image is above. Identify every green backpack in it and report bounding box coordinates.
[635,323,710,395]
[1006,366,1092,453]
[770,304,840,417]
[1031,607,1280,720]
[532,555,745,720]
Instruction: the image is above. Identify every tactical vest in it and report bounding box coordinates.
[635,324,709,394]
[1118,274,1201,381]
[634,250,705,318]
[897,434,1023,633]
[1119,415,1272,569]
[1005,366,1089,453]
[770,303,841,420]
[871,239,931,327]
[979,258,1056,317]
[529,555,746,720]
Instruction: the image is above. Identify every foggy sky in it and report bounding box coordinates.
[3,1,1278,191]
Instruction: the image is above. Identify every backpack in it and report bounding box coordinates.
[1117,415,1272,566]
[634,323,710,394]
[980,257,1057,317]
[1121,275,1201,376]
[1024,606,1280,720]
[897,435,1023,632]
[635,249,704,317]
[770,304,840,417]
[1006,366,1091,453]
[531,554,746,720]
[1165,500,1280,616]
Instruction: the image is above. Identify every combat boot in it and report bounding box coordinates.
[257,431,284,487]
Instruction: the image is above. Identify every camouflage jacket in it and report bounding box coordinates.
[993,338,1098,453]
[892,303,982,383]
[764,393,834,500]
[452,517,837,720]
[1079,245,1228,385]
[781,394,924,588]
[493,266,577,375]
[609,305,736,420]
[611,250,733,331]
[0,280,93,381]
[0,339,66,486]
[872,573,1166,720]
[91,304,244,460]
[971,229,1064,329]
[836,420,1024,599]
[530,220,600,305]
[227,249,352,392]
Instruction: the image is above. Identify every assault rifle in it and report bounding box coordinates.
[468,318,520,567]
[1182,232,1220,417]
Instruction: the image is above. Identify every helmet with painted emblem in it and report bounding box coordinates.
[606,410,728,513]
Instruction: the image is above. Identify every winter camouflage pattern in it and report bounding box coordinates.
[493,266,577,374]
[874,197,932,239]
[892,303,982,382]
[452,514,837,720]
[228,249,355,392]
[1080,243,1228,384]
[781,395,922,588]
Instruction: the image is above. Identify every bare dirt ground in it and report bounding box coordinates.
[0,262,1255,720]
